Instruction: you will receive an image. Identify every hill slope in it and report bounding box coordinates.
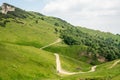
[0,3,120,80]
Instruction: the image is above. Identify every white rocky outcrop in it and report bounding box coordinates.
[1,3,15,14]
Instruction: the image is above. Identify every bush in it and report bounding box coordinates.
[0,22,5,27]
[0,20,10,27]
[41,17,44,20]
[54,28,58,33]
[35,20,38,23]
[54,22,59,26]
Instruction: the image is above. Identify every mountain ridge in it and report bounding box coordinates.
[0,3,120,80]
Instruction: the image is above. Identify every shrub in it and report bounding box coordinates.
[54,22,59,26]
[41,17,44,20]
[0,22,5,27]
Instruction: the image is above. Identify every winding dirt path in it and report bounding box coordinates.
[40,39,120,75]
[109,60,120,69]
[54,53,97,75]
[40,39,61,49]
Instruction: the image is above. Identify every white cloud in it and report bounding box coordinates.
[42,0,120,34]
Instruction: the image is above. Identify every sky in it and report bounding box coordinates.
[0,0,120,34]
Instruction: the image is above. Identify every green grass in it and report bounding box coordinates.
[0,17,59,48]
[0,4,120,80]
[0,42,59,80]
[44,44,89,61]
[112,75,120,80]
[60,55,91,72]
[61,60,120,80]
[0,42,92,80]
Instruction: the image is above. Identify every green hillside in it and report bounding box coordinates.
[0,3,120,80]
[0,42,92,80]
[62,59,120,80]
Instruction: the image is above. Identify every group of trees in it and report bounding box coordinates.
[60,27,120,61]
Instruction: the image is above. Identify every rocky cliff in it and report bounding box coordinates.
[1,3,15,14]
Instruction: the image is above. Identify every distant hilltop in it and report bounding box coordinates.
[1,3,15,14]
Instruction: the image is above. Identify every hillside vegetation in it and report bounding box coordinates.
[60,27,120,61]
[0,3,120,80]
